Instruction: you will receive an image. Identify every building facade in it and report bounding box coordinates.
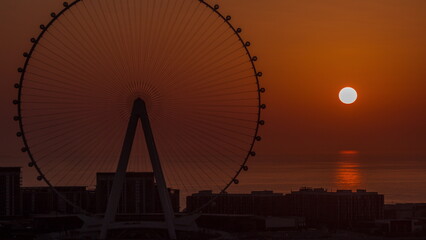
[96,172,179,214]
[286,187,384,227]
[21,186,91,215]
[186,190,287,216]
[0,167,21,216]
[187,188,384,227]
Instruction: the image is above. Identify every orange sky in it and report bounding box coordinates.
[214,0,426,154]
[1,0,426,174]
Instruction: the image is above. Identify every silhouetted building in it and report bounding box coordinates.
[0,167,21,216]
[186,190,287,216]
[187,188,384,228]
[21,186,91,215]
[96,172,179,214]
[287,187,384,227]
[385,203,426,219]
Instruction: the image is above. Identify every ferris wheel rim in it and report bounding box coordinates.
[14,0,265,214]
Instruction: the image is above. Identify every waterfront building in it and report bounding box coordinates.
[287,187,384,227]
[187,187,384,227]
[186,190,287,216]
[21,186,91,215]
[0,167,21,216]
[96,172,179,214]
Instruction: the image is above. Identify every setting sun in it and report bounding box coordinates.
[339,87,357,104]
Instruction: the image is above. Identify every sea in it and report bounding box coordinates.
[234,151,426,203]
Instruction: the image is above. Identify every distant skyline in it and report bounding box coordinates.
[1,1,425,200]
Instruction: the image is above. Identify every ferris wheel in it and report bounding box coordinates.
[14,0,265,238]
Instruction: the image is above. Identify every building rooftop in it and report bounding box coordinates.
[291,187,379,195]
[0,167,21,173]
[191,190,284,196]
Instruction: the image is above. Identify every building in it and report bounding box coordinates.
[385,203,426,219]
[96,172,179,214]
[21,186,91,215]
[0,167,21,216]
[187,187,384,228]
[287,187,384,227]
[186,190,287,216]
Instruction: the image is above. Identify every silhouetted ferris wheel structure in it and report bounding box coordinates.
[14,0,265,238]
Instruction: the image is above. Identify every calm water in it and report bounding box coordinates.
[234,151,426,203]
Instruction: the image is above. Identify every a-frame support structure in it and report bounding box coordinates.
[100,98,176,239]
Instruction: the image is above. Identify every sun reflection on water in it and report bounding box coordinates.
[336,150,361,190]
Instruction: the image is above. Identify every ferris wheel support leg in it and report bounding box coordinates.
[100,98,176,240]
[100,103,139,240]
[139,99,177,240]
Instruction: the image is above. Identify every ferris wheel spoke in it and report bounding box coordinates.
[32,45,113,90]
[154,9,217,80]
[57,19,128,93]
[177,122,248,170]
[163,57,249,93]
[159,34,240,91]
[166,31,239,83]
[155,129,206,192]
[180,119,252,160]
[183,119,255,153]
[166,124,240,181]
[162,131,229,192]
[36,118,123,176]
[81,1,129,77]
[146,1,184,81]
[154,126,208,193]
[26,112,119,153]
[45,23,124,87]
[52,116,124,186]
[151,2,205,80]
[24,64,107,96]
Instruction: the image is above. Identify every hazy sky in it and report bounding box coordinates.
[1,1,426,187]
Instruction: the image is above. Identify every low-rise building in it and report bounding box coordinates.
[21,186,91,215]
[186,190,287,216]
[287,187,384,227]
[96,172,179,214]
[0,167,21,216]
